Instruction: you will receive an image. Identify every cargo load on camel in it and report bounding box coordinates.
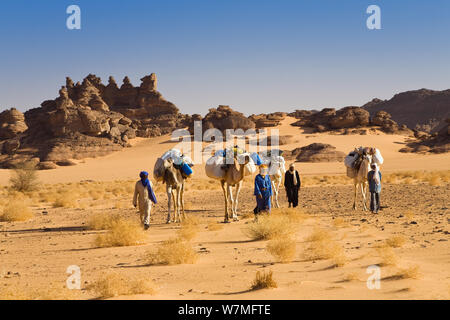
[153,148,194,181]
[205,146,257,180]
[345,146,383,179]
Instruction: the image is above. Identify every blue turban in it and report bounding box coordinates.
[139,171,157,204]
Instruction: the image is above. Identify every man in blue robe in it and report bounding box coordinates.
[254,164,272,218]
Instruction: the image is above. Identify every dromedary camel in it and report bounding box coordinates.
[162,158,186,223]
[220,155,250,223]
[269,160,286,208]
[348,153,372,211]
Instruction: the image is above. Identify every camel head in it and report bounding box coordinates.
[163,158,183,186]
[359,153,372,179]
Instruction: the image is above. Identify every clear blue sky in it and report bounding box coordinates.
[1,0,449,115]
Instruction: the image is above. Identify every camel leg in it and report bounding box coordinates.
[166,186,172,223]
[221,181,229,223]
[227,184,235,222]
[272,178,280,208]
[352,183,357,210]
[180,183,186,220]
[361,183,368,211]
[173,190,179,223]
[232,182,241,221]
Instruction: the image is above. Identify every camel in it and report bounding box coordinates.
[162,158,186,223]
[220,155,250,223]
[268,160,286,208]
[347,153,372,211]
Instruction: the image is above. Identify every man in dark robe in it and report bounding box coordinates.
[284,163,301,208]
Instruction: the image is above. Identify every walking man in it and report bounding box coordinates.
[133,171,157,229]
[367,163,382,214]
[254,164,272,219]
[284,163,301,208]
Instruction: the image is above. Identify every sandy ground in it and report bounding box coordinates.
[0,117,449,300]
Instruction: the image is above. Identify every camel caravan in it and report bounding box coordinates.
[132,145,384,229]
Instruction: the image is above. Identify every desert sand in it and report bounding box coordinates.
[0,117,449,300]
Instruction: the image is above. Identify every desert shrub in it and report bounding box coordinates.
[266,237,296,263]
[94,219,147,247]
[88,272,156,298]
[391,266,421,280]
[53,192,78,208]
[146,237,197,265]
[306,227,332,242]
[303,237,347,267]
[87,213,122,230]
[9,162,40,192]
[243,214,296,240]
[428,175,441,186]
[342,272,360,282]
[250,270,277,290]
[271,207,307,223]
[385,235,406,248]
[377,246,398,266]
[0,200,33,222]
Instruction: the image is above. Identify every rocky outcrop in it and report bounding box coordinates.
[400,118,450,154]
[190,105,255,134]
[363,89,450,133]
[0,108,28,140]
[0,73,189,169]
[290,106,412,135]
[292,143,346,162]
[249,112,286,128]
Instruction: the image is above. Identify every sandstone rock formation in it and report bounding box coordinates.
[290,107,412,135]
[190,105,255,134]
[0,73,189,169]
[292,143,346,162]
[363,88,450,133]
[249,112,286,128]
[400,118,450,154]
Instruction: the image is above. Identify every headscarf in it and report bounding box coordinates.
[289,163,297,186]
[371,163,380,185]
[259,164,268,177]
[139,171,157,204]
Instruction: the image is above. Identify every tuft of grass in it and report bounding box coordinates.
[94,218,147,247]
[266,237,296,263]
[177,217,201,241]
[87,272,156,299]
[250,270,277,290]
[377,246,398,266]
[390,266,421,280]
[53,192,78,208]
[303,238,347,267]
[385,235,406,248]
[428,175,441,186]
[146,237,198,265]
[271,207,308,223]
[0,200,33,222]
[306,227,332,242]
[0,284,80,300]
[342,272,360,282]
[243,214,296,240]
[87,213,122,230]
[404,211,415,221]
[9,161,40,192]
[332,217,349,228]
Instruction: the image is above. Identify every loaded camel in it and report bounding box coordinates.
[268,160,286,208]
[220,154,250,223]
[159,158,187,223]
[347,151,372,211]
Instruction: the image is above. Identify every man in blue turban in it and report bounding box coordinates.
[133,171,157,230]
[253,164,272,220]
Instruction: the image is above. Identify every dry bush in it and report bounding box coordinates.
[0,200,33,222]
[250,270,277,290]
[87,213,122,230]
[9,161,40,192]
[207,222,224,231]
[0,284,80,300]
[240,211,254,220]
[306,227,332,242]
[342,272,360,282]
[377,246,398,266]
[272,207,307,223]
[391,266,421,280]
[243,214,296,240]
[266,237,296,263]
[385,235,406,248]
[428,175,441,186]
[95,218,147,247]
[89,190,104,200]
[88,272,156,299]
[303,238,347,266]
[146,237,197,265]
[53,192,78,208]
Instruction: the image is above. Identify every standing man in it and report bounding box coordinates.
[133,171,157,230]
[254,164,272,219]
[284,163,301,208]
[367,163,382,214]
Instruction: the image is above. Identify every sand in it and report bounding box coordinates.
[0,117,449,300]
